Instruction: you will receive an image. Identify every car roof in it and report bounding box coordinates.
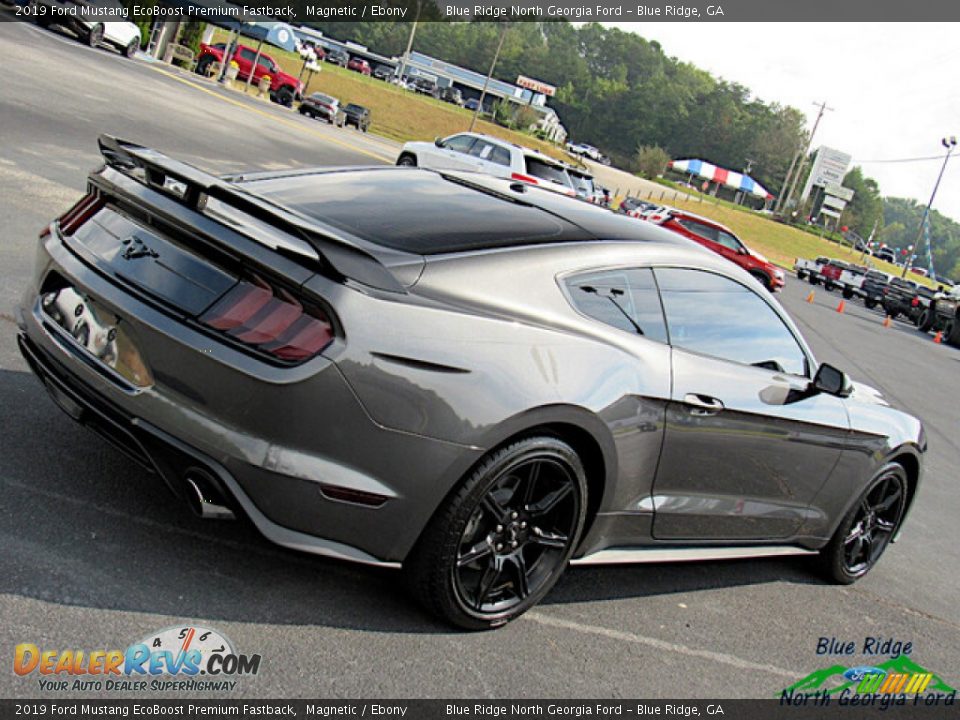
[239,168,688,256]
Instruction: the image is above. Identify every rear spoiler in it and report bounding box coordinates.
[96,135,406,293]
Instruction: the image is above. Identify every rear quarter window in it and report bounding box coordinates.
[525,157,570,186]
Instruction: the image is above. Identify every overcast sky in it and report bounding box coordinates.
[610,22,959,223]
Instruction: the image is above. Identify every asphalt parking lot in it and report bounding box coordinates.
[1,18,959,699]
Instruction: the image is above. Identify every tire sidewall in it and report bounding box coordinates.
[822,463,908,584]
[411,437,587,630]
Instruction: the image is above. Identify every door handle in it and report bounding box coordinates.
[683,393,725,415]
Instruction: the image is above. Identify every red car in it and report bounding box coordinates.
[645,208,785,292]
[347,58,372,76]
[196,43,303,106]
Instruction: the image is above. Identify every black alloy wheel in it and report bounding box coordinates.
[820,463,908,583]
[406,437,586,630]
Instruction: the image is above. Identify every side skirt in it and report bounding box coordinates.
[570,545,817,566]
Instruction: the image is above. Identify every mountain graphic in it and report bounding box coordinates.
[781,655,957,696]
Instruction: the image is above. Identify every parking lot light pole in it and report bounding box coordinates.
[902,136,957,278]
[469,23,509,132]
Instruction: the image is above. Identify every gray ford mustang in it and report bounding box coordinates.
[16,137,925,629]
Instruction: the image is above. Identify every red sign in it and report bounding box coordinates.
[516,75,556,97]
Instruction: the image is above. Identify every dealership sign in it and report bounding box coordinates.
[516,75,556,97]
[801,146,852,201]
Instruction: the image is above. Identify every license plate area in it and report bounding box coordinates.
[40,285,153,388]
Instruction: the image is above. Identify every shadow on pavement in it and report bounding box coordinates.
[0,367,824,635]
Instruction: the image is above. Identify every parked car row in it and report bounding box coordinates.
[299,93,371,131]
[793,256,960,346]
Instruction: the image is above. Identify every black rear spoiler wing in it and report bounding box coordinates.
[96,135,406,293]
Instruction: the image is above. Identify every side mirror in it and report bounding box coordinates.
[434,137,444,148]
[812,363,852,398]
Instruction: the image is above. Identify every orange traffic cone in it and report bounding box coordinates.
[934,331,943,344]
[806,290,815,303]
[836,300,845,313]
[882,315,892,328]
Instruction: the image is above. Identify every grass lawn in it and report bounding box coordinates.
[209,30,572,162]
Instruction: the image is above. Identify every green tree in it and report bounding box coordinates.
[635,145,670,178]
[841,167,884,237]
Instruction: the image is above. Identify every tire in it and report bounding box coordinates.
[298,106,310,117]
[750,271,772,292]
[274,87,294,107]
[865,298,877,310]
[124,40,138,58]
[87,23,104,48]
[396,153,417,167]
[796,270,807,281]
[842,288,853,300]
[947,317,960,347]
[808,275,819,286]
[818,463,908,584]
[31,0,50,26]
[824,281,835,292]
[196,56,212,77]
[405,436,587,630]
[916,307,934,332]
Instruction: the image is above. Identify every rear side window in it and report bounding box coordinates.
[525,157,570,186]
[677,218,719,243]
[655,268,806,376]
[565,268,668,343]
[443,135,476,154]
[488,145,511,167]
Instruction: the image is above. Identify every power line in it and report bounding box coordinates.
[856,153,953,164]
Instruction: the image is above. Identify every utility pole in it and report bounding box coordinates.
[902,136,957,278]
[776,100,833,217]
[398,2,422,81]
[469,23,509,132]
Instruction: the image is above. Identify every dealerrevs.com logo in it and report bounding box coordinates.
[14,626,261,692]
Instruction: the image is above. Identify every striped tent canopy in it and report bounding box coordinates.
[668,159,773,199]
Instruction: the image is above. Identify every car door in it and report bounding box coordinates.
[428,134,478,171]
[467,139,511,178]
[235,48,257,81]
[651,267,849,541]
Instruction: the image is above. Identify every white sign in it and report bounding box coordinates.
[824,181,854,202]
[801,146,852,201]
[516,75,556,97]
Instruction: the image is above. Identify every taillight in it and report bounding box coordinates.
[911,297,920,307]
[199,277,334,362]
[511,172,539,185]
[58,192,105,236]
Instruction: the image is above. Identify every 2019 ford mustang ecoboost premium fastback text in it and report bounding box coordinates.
[16,137,925,629]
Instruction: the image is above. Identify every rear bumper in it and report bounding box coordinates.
[18,332,396,567]
[16,229,483,565]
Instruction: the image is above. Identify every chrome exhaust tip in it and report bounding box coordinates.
[184,470,235,520]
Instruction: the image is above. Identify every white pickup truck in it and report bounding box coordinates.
[794,257,868,299]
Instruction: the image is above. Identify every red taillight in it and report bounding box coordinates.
[58,192,105,236]
[199,278,334,362]
[511,172,539,185]
[911,297,920,307]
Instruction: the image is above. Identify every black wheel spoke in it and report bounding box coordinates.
[528,483,574,517]
[511,553,530,599]
[845,522,864,546]
[520,462,541,509]
[458,541,493,568]
[474,557,504,608]
[531,527,569,549]
[482,495,510,525]
[875,518,896,534]
[877,488,902,512]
